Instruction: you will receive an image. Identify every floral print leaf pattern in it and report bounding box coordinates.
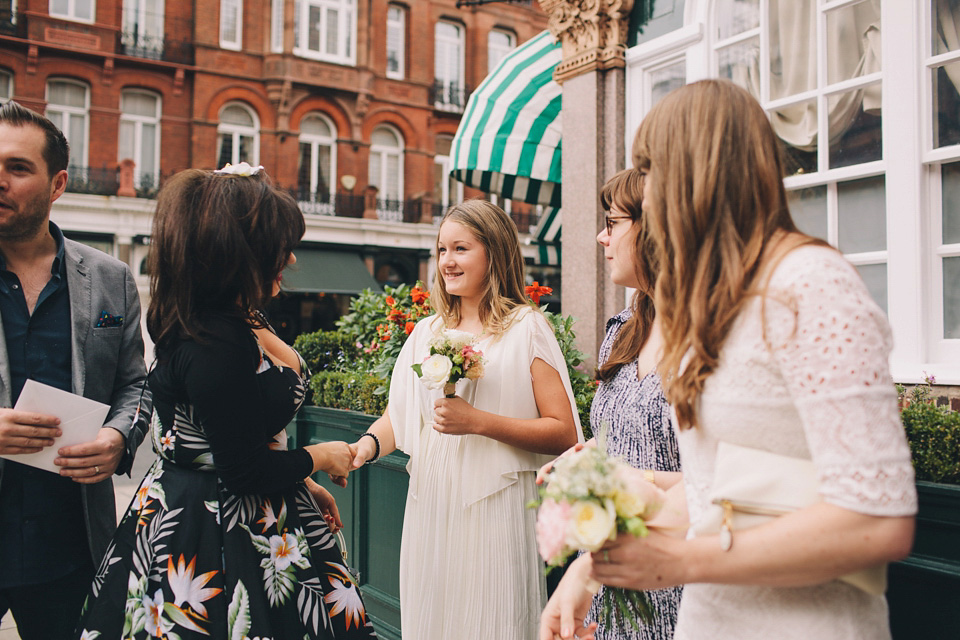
[162,601,208,635]
[90,540,121,599]
[227,580,252,640]
[296,488,337,550]
[133,506,184,581]
[323,563,367,630]
[241,524,312,607]
[167,554,223,618]
[221,492,261,533]
[172,403,216,470]
[296,576,332,635]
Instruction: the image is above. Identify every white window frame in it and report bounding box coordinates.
[220,0,242,50]
[434,20,465,111]
[623,2,955,381]
[487,28,515,75]
[297,113,337,215]
[45,78,90,168]
[121,0,165,56]
[49,0,94,23]
[386,4,405,80]
[0,69,12,104]
[118,89,161,190]
[369,124,404,221]
[217,102,259,167]
[292,0,357,66]
[434,151,463,211]
[271,0,284,53]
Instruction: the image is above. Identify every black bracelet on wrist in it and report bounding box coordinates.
[359,432,380,464]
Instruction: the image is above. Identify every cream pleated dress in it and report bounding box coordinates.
[388,307,583,640]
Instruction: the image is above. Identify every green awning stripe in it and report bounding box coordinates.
[450,30,562,209]
[462,34,558,174]
[535,206,562,243]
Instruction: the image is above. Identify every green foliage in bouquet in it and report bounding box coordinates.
[897,380,960,485]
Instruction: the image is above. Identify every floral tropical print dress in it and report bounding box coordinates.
[75,316,377,640]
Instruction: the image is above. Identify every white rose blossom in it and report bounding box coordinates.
[568,498,618,551]
[419,354,454,390]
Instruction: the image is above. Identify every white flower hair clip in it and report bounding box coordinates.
[214,162,264,176]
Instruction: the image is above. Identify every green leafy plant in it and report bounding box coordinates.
[897,377,960,485]
[296,283,598,429]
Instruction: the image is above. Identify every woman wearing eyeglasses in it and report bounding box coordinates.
[539,169,683,640]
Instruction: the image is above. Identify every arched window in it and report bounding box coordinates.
[217,102,259,168]
[119,89,161,190]
[368,125,404,221]
[487,29,515,75]
[297,113,337,214]
[46,78,90,168]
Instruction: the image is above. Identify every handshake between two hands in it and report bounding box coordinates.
[313,435,379,489]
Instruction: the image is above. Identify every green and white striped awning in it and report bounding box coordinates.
[451,30,563,262]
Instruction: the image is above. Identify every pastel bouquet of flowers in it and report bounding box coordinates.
[534,446,665,630]
[411,329,486,398]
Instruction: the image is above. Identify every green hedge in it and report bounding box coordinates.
[309,371,389,416]
[293,330,360,374]
[899,385,960,484]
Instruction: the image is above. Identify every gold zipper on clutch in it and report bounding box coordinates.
[714,498,794,551]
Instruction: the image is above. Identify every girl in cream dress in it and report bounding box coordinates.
[351,200,582,640]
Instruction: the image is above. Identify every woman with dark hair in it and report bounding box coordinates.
[543,79,917,640]
[539,169,682,640]
[75,166,377,639]
[349,199,582,640]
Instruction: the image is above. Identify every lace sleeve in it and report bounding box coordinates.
[763,247,917,516]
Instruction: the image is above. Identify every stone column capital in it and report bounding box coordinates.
[540,0,634,84]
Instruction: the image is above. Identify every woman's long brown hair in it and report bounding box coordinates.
[632,79,824,429]
[147,169,305,353]
[596,169,658,383]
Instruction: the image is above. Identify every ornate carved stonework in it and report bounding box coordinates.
[540,0,634,83]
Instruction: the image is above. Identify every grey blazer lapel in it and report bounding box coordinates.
[65,246,91,398]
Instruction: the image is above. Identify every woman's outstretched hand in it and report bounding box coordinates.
[539,555,599,640]
[307,440,354,478]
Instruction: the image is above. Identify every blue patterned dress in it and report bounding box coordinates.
[586,308,682,640]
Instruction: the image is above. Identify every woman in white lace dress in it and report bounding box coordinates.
[541,79,917,640]
[350,200,582,640]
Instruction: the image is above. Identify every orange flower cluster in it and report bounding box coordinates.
[384,284,431,338]
[525,281,553,305]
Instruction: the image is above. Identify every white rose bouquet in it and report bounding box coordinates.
[533,446,665,630]
[411,329,486,397]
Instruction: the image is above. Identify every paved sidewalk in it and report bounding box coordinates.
[0,445,158,639]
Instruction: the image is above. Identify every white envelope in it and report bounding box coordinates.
[3,379,110,474]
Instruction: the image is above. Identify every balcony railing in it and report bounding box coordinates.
[430,80,471,113]
[292,190,366,219]
[66,166,119,196]
[375,198,404,222]
[0,9,26,38]
[118,13,194,65]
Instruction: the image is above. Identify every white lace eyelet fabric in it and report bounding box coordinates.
[674,245,917,640]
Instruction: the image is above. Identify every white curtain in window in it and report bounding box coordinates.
[732,0,880,151]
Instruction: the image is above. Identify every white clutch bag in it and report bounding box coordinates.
[692,441,887,595]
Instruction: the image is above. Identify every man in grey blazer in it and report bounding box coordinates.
[0,101,150,638]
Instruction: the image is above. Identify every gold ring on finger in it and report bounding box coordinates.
[95,465,100,474]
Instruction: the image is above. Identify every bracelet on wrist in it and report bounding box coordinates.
[359,432,381,464]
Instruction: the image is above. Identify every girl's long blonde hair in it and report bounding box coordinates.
[431,199,529,335]
[632,79,824,429]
